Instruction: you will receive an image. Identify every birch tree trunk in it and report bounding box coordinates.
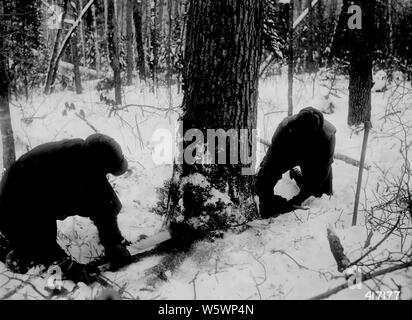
[44,0,69,95]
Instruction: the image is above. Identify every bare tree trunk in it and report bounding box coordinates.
[0,1,16,170]
[307,0,315,72]
[288,0,294,116]
[133,0,146,81]
[71,28,83,94]
[125,0,134,85]
[166,0,173,108]
[180,0,263,228]
[104,0,110,57]
[108,0,122,104]
[387,0,393,56]
[348,0,375,225]
[348,0,375,126]
[44,0,69,95]
[77,0,86,60]
[152,0,159,89]
[91,3,101,74]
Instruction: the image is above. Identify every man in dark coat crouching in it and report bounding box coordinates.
[0,134,131,282]
[256,107,336,218]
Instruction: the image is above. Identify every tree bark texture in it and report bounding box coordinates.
[0,0,16,170]
[348,0,375,126]
[108,0,122,105]
[125,0,135,85]
[133,0,146,80]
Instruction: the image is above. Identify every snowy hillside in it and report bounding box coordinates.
[0,72,411,300]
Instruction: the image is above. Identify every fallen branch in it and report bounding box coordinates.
[334,153,371,170]
[309,260,412,300]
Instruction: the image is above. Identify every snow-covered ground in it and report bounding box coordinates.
[0,71,411,300]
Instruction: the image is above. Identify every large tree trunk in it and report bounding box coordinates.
[108,0,122,105]
[125,0,134,85]
[348,0,375,126]
[44,0,69,95]
[133,0,146,81]
[179,0,263,232]
[0,1,16,170]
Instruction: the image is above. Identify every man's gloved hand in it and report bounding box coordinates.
[281,198,310,214]
[105,243,131,270]
[58,258,99,285]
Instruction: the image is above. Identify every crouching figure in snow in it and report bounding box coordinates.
[0,134,131,283]
[256,107,336,218]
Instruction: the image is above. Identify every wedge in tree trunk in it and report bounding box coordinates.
[179,0,263,232]
[44,0,69,95]
[133,0,146,81]
[108,0,122,105]
[125,0,134,85]
[0,1,16,170]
